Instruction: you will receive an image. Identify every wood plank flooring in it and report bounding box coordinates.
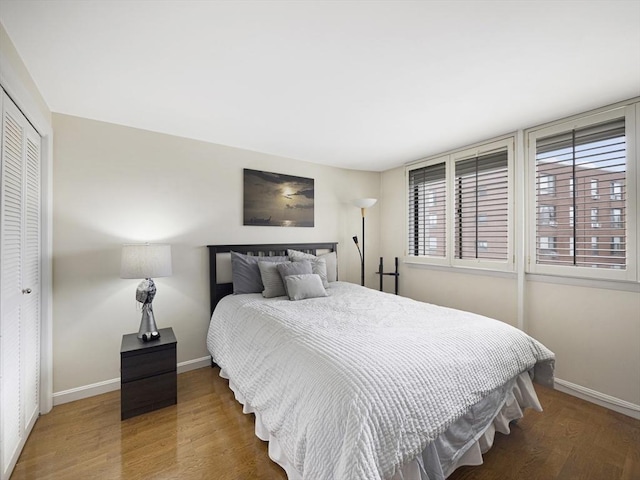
[11,367,640,480]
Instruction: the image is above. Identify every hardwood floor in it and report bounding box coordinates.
[12,367,640,480]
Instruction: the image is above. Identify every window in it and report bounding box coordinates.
[569,206,575,227]
[611,208,622,229]
[569,237,574,257]
[426,189,436,206]
[539,175,556,195]
[539,236,557,255]
[591,179,599,199]
[408,161,446,258]
[611,237,623,255]
[454,148,509,262]
[407,138,513,271]
[610,181,622,200]
[539,205,557,226]
[530,111,628,277]
[591,208,600,228]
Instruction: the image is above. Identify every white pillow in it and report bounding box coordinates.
[284,274,328,301]
[288,249,335,286]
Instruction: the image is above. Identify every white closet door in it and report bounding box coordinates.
[22,113,41,436]
[0,91,41,480]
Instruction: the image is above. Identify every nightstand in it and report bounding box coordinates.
[120,327,177,420]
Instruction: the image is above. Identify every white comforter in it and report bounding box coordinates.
[206,282,554,480]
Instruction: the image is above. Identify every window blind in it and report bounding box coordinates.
[408,162,446,257]
[454,150,508,260]
[535,118,626,269]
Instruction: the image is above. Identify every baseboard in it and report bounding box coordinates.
[554,378,640,420]
[52,356,211,406]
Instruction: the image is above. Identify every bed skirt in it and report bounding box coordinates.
[218,368,542,480]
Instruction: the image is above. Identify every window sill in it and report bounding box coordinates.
[525,273,640,292]
[403,259,516,280]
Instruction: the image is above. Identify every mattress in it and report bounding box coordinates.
[206,282,554,479]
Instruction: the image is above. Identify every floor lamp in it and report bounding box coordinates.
[352,198,377,286]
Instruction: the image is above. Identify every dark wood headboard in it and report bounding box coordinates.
[207,242,338,315]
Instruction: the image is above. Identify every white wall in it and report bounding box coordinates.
[380,163,640,411]
[52,113,380,394]
[0,23,51,124]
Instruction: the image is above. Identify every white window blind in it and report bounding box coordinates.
[454,150,509,260]
[408,161,446,257]
[534,117,626,270]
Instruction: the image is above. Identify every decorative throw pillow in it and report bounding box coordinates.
[276,260,312,295]
[284,274,328,301]
[287,249,330,287]
[258,261,289,298]
[231,251,288,294]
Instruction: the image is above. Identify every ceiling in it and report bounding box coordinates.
[1,1,639,172]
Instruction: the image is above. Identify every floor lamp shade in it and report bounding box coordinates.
[352,198,377,210]
[121,244,172,339]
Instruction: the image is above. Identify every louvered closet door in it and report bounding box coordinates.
[1,90,41,480]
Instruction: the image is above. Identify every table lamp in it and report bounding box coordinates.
[120,243,172,339]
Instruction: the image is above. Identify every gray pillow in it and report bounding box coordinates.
[285,274,328,301]
[277,260,312,295]
[258,261,289,298]
[231,251,288,294]
[287,249,329,287]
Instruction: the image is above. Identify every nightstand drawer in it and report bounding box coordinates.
[121,371,177,420]
[121,345,176,383]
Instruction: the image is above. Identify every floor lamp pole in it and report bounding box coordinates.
[361,211,365,286]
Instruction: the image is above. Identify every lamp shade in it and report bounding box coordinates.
[120,244,172,279]
[353,198,377,209]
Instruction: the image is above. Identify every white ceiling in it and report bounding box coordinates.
[1,1,639,172]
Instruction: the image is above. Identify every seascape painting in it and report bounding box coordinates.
[243,169,314,227]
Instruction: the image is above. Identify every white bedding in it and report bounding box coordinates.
[206,282,555,480]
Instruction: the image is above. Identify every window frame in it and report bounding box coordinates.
[527,105,638,282]
[406,137,515,272]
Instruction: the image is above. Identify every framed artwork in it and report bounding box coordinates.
[243,169,314,227]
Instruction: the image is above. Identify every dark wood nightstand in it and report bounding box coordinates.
[120,327,177,420]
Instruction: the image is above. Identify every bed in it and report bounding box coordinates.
[206,242,555,480]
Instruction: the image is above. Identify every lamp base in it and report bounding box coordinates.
[137,303,160,340]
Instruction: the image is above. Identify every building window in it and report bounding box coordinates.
[610,181,622,200]
[539,205,557,226]
[427,237,438,253]
[539,236,557,255]
[611,208,623,229]
[530,111,628,276]
[539,175,556,195]
[611,237,623,255]
[569,237,574,257]
[569,206,575,227]
[591,208,600,228]
[591,179,599,199]
[477,240,488,251]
